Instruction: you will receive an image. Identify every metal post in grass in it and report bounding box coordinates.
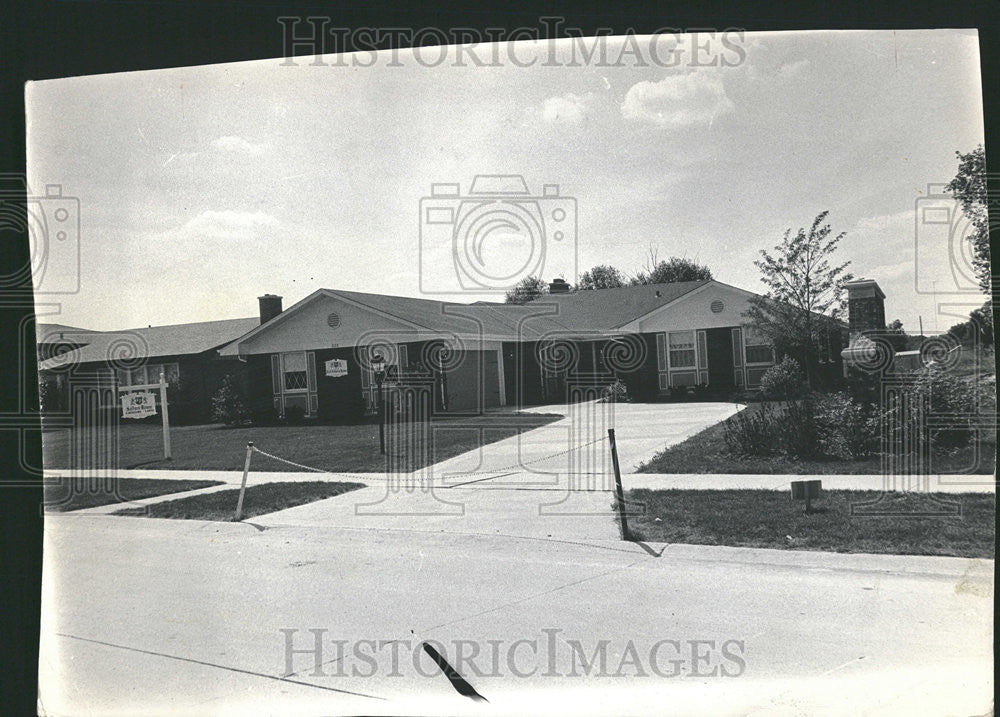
[234,441,254,522]
[607,428,631,541]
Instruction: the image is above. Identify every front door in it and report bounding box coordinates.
[706,328,735,390]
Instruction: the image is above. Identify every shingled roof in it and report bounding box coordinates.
[38,317,260,371]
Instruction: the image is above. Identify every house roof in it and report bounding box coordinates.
[523,281,711,331]
[219,281,718,356]
[36,323,99,343]
[38,317,260,371]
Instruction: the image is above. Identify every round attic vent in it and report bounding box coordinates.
[710,300,724,314]
[327,312,341,328]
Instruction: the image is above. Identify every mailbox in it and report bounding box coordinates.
[790,480,822,500]
[791,479,822,513]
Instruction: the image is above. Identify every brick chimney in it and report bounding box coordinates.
[257,294,283,324]
[548,277,571,294]
[845,279,885,340]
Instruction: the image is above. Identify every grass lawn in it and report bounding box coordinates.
[638,402,996,475]
[115,481,364,521]
[41,412,562,473]
[44,477,223,512]
[626,488,995,558]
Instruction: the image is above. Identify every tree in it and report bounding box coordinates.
[578,264,627,290]
[945,145,992,294]
[504,275,548,304]
[885,318,909,352]
[631,249,713,285]
[744,211,854,387]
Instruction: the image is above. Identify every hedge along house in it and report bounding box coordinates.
[217,278,844,422]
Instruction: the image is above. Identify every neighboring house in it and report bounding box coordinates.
[35,323,99,362]
[217,278,845,421]
[37,316,260,423]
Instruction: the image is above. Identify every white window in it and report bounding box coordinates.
[116,362,179,387]
[745,344,775,365]
[281,352,308,392]
[668,331,696,368]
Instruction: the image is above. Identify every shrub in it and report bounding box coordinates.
[774,400,822,458]
[601,379,630,403]
[759,357,807,400]
[814,391,880,459]
[903,365,993,450]
[210,375,249,427]
[724,403,780,456]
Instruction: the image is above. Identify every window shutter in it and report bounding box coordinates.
[656,333,667,372]
[306,351,318,416]
[270,354,281,412]
[697,330,708,370]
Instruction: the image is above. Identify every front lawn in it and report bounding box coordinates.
[638,402,996,475]
[41,413,561,473]
[626,488,995,558]
[115,481,364,521]
[44,477,223,512]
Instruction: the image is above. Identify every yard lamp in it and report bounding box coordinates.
[372,351,387,454]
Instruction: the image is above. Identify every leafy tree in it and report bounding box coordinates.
[578,264,627,290]
[504,275,548,304]
[744,211,853,387]
[945,145,992,294]
[885,318,909,351]
[631,249,713,285]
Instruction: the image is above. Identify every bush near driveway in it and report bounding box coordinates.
[641,400,995,475]
[759,357,807,400]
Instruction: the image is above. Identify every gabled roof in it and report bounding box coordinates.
[38,317,260,371]
[527,280,711,331]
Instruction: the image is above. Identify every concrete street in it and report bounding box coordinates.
[39,514,993,716]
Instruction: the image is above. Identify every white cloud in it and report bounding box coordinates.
[155,210,279,244]
[211,135,267,155]
[542,92,595,124]
[621,70,734,129]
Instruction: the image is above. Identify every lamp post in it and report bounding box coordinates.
[372,351,386,454]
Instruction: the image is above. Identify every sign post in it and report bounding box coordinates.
[118,370,172,461]
[159,368,171,460]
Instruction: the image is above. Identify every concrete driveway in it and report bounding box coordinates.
[251,401,742,541]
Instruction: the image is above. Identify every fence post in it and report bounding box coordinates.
[234,441,254,522]
[607,428,631,541]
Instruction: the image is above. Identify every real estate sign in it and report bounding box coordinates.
[121,392,157,419]
[325,358,348,378]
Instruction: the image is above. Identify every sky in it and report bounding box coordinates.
[25,29,986,334]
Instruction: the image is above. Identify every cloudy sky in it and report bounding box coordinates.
[26,29,985,333]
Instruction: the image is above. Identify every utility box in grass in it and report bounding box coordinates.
[790,479,822,513]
